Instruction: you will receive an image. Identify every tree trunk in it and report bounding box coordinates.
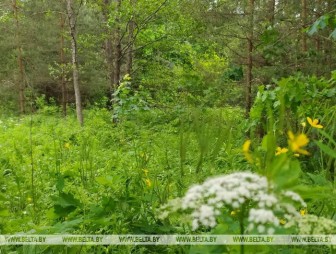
[60,14,67,116]
[113,0,122,92]
[268,0,275,26]
[126,0,136,75]
[13,0,25,114]
[102,0,115,97]
[326,0,334,75]
[126,20,135,75]
[66,0,83,126]
[314,0,322,76]
[245,0,254,118]
[301,0,307,52]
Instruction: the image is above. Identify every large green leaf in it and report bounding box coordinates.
[268,156,301,189]
[292,185,332,201]
[52,192,81,218]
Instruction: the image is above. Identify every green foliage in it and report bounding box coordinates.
[112,75,152,121]
[0,0,336,253]
[0,106,246,253]
[308,14,336,40]
[34,95,59,115]
[250,74,336,135]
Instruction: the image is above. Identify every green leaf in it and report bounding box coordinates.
[96,175,114,186]
[0,208,10,217]
[52,192,81,218]
[306,172,332,187]
[52,218,84,233]
[54,192,80,208]
[56,176,64,191]
[268,157,301,189]
[317,130,336,146]
[315,140,336,159]
[292,185,332,201]
[46,208,57,220]
[0,193,6,202]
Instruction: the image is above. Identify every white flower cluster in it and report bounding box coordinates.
[285,214,336,235]
[160,172,306,233]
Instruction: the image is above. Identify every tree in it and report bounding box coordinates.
[301,0,308,52]
[246,0,254,117]
[60,13,67,116]
[101,0,114,97]
[65,0,83,125]
[126,0,136,75]
[112,0,122,93]
[12,0,26,114]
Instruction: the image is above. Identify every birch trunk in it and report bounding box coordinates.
[66,0,83,125]
[13,0,25,114]
[60,14,67,116]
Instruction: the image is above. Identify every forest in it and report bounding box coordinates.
[0,0,336,253]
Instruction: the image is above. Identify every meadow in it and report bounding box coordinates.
[0,74,335,253]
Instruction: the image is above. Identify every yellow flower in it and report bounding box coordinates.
[230,210,240,216]
[275,147,288,156]
[307,117,323,129]
[300,208,307,216]
[300,122,306,127]
[64,143,70,149]
[243,140,251,153]
[242,140,253,163]
[144,178,152,187]
[279,218,286,225]
[287,131,310,155]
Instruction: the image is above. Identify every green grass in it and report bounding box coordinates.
[0,106,247,253]
[1,101,335,254]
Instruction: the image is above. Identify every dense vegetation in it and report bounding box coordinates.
[0,0,336,253]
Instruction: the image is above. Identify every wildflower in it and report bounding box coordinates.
[243,140,251,153]
[192,205,217,229]
[242,140,253,163]
[257,225,265,233]
[300,122,306,128]
[300,208,307,216]
[275,147,288,156]
[64,143,70,149]
[144,178,152,187]
[161,172,305,232]
[280,218,286,225]
[283,191,306,207]
[248,208,279,225]
[230,210,240,216]
[267,227,275,235]
[285,214,336,235]
[307,117,323,129]
[287,131,310,155]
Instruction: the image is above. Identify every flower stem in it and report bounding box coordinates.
[239,206,245,254]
